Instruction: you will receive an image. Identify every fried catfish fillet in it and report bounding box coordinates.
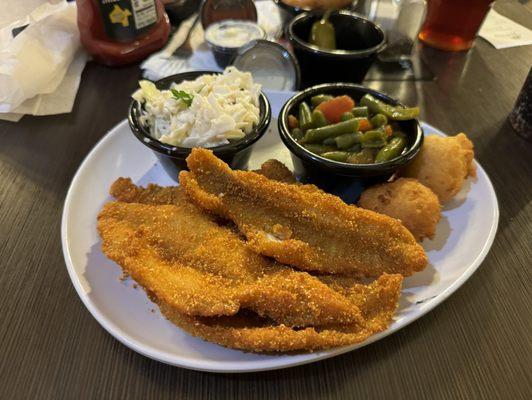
[252,159,297,184]
[110,177,184,205]
[108,158,296,207]
[179,149,427,277]
[104,177,404,351]
[160,273,403,352]
[98,200,366,327]
[110,177,402,297]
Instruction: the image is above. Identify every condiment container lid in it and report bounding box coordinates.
[205,20,266,51]
[231,40,300,91]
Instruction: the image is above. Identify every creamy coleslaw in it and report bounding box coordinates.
[132,67,261,147]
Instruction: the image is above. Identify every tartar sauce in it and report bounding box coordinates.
[205,20,265,49]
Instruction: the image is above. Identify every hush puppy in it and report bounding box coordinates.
[358,178,441,241]
[402,133,475,203]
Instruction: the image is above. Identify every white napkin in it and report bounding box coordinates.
[0,0,87,122]
[478,9,532,49]
[141,0,282,81]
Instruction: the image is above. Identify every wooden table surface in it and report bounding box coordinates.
[1,2,531,399]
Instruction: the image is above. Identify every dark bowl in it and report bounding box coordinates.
[164,0,202,24]
[128,71,271,181]
[287,11,386,88]
[273,0,356,26]
[278,83,423,203]
[273,0,310,26]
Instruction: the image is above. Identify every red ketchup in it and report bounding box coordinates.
[76,0,170,66]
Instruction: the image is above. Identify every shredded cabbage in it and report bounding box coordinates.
[132,67,261,147]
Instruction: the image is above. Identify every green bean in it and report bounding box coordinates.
[375,136,407,162]
[321,151,349,162]
[346,143,362,153]
[360,94,419,121]
[360,130,387,148]
[302,144,336,154]
[322,137,336,146]
[335,132,363,149]
[351,106,369,118]
[300,119,359,144]
[362,140,387,149]
[370,113,388,128]
[298,102,313,131]
[310,94,334,107]
[312,109,328,127]
[291,128,304,140]
[340,111,355,122]
[346,148,375,164]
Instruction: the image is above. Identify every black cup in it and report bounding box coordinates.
[278,83,423,203]
[287,11,386,88]
[207,44,237,68]
[205,24,266,68]
[128,71,271,181]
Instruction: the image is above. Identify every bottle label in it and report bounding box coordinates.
[97,0,158,42]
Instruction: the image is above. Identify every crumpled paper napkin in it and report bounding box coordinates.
[0,0,88,122]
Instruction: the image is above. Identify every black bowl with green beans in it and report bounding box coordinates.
[278,83,423,198]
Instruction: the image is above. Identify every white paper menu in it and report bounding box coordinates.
[478,9,532,49]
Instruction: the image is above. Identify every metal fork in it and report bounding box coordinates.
[170,14,200,59]
[153,15,200,78]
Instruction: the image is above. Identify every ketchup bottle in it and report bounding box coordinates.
[76,0,170,66]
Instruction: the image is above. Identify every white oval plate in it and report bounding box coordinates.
[62,91,498,373]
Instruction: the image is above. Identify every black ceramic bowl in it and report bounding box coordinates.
[287,11,386,88]
[273,0,356,26]
[278,83,423,203]
[128,71,271,181]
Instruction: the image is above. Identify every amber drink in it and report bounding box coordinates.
[419,0,494,51]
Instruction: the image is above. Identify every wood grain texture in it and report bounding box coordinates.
[0,1,531,399]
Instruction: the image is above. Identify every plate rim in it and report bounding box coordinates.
[61,119,499,373]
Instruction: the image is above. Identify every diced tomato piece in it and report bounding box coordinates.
[316,95,355,123]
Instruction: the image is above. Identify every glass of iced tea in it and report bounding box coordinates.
[418,0,494,51]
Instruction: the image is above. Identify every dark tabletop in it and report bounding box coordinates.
[1,1,531,399]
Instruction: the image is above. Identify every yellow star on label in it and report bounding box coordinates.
[109,4,132,27]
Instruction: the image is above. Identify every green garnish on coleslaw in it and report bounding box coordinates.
[170,89,194,107]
